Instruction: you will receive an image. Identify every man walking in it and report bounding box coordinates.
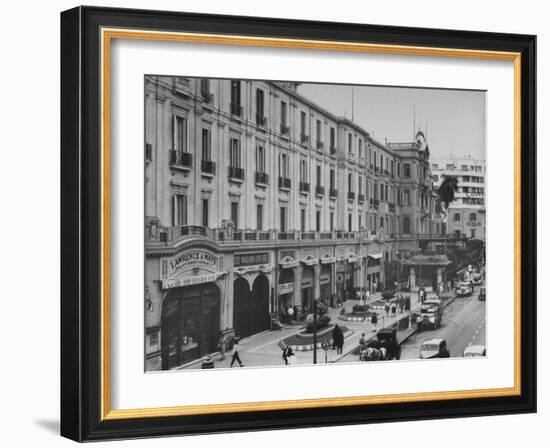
[230,339,244,367]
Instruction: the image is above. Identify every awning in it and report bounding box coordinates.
[368,252,383,260]
[279,256,298,269]
[320,255,336,264]
[301,255,319,266]
[348,255,359,263]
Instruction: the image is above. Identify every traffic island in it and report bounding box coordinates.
[338,304,376,322]
[279,325,353,352]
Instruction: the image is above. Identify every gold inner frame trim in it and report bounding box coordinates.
[100,27,522,421]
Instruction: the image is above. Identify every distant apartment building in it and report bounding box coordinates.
[431,157,486,241]
[144,76,441,370]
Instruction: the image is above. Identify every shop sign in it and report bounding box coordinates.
[278,282,294,295]
[161,249,220,279]
[162,273,219,289]
[234,252,269,267]
[320,274,330,285]
[301,279,313,288]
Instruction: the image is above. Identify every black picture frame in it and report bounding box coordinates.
[61,5,536,442]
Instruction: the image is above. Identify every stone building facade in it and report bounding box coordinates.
[144,77,438,370]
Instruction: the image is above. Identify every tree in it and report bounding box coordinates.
[437,175,459,250]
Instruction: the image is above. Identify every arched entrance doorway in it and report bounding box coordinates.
[320,264,332,305]
[233,275,270,339]
[301,266,314,310]
[161,283,220,370]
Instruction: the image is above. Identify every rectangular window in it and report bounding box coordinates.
[256,145,265,173]
[231,202,239,229]
[316,119,321,142]
[301,111,307,135]
[172,193,187,226]
[330,169,335,189]
[230,138,241,167]
[348,133,353,152]
[231,80,241,106]
[446,163,454,170]
[281,101,287,126]
[280,207,287,232]
[173,115,187,153]
[348,172,353,192]
[300,209,306,232]
[358,215,362,230]
[404,189,411,206]
[316,210,321,232]
[348,214,352,231]
[200,78,210,98]
[201,128,211,161]
[330,212,334,231]
[257,204,263,230]
[300,159,308,182]
[454,212,461,222]
[256,88,264,117]
[202,199,209,227]
[404,163,411,177]
[316,165,322,185]
[358,139,363,158]
[358,176,362,194]
[330,127,335,149]
[279,153,289,178]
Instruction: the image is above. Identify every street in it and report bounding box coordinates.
[400,283,486,359]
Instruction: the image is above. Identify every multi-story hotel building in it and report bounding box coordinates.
[431,157,486,241]
[144,76,440,370]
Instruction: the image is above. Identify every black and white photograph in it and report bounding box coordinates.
[144,76,487,371]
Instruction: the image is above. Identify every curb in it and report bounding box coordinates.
[286,328,354,352]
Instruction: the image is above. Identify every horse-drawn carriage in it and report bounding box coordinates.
[359,328,401,361]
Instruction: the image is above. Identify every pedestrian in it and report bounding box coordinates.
[201,356,214,369]
[230,339,244,367]
[384,301,390,317]
[282,344,294,365]
[391,303,397,316]
[217,332,227,360]
[359,332,367,349]
[365,289,371,303]
[371,313,378,332]
[332,324,344,355]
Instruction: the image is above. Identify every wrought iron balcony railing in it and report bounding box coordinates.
[228,166,244,180]
[169,150,192,168]
[201,159,215,174]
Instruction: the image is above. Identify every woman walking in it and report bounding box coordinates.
[230,339,244,367]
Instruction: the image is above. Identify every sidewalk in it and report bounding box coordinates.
[179,292,421,370]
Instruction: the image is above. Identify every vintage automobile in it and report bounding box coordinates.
[455,281,473,297]
[419,338,451,359]
[478,286,486,301]
[416,300,442,331]
[472,272,484,285]
[359,328,401,361]
[463,345,486,357]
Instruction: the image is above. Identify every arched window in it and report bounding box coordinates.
[403,217,411,235]
[469,212,477,221]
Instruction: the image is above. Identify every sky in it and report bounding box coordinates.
[297,83,486,161]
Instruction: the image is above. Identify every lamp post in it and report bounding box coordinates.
[312,299,318,364]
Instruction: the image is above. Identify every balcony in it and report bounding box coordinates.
[301,232,315,240]
[256,114,267,127]
[169,150,193,168]
[329,188,337,198]
[374,166,379,173]
[202,92,213,104]
[315,185,325,196]
[300,134,309,145]
[374,199,380,208]
[280,124,290,135]
[316,140,324,150]
[145,143,152,161]
[348,191,355,201]
[299,181,310,193]
[320,232,333,240]
[255,171,269,185]
[388,202,396,212]
[228,166,244,181]
[277,232,295,240]
[358,193,365,203]
[230,102,243,117]
[278,176,291,189]
[330,146,337,155]
[201,159,216,175]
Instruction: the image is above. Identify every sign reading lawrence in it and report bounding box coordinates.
[162,249,219,279]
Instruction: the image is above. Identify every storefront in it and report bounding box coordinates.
[277,268,295,316]
[233,274,270,339]
[161,283,220,370]
[320,265,332,305]
[301,266,315,310]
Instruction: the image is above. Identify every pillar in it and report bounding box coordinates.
[410,267,416,291]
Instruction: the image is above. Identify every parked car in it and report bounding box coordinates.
[416,301,442,331]
[456,281,473,297]
[463,345,486,357]
[478,286,486,301]
[419,338,451,359]
[472,272,484,285]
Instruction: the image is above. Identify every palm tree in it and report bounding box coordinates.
[437,175,459,249]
